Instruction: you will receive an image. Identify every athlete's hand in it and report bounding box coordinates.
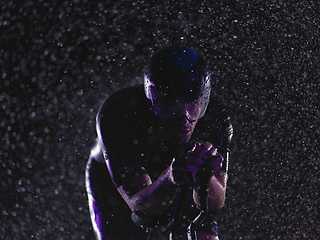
[194,142,224,173]
[171,142,223,184]
[171,143,203,184]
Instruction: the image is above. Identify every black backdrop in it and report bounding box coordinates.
[1,1,319,239]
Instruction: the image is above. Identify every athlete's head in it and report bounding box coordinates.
[144,46,211,143]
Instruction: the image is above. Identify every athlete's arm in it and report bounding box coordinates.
[202,169,227,211]
[117,147,206,216]
[117,165,179,217]
[192,142,228,211]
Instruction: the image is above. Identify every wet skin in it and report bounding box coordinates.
[157,114,198,144]
[153,99,202,144]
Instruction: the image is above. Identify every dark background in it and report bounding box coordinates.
[1,1,319,239]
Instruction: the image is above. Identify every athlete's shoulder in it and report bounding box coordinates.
[198,96,233,144]
[96,84,152,140]
[98,84,146,116]
[206,96,230,119]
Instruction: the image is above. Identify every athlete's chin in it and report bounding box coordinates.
[178,137,191,144]
[175,131,193,144]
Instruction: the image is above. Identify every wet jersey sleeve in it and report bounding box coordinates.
[197,103,233,174]
[96,88,149,188]
[215,112,233,174]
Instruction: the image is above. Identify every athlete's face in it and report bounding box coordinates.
[154,99,201,144]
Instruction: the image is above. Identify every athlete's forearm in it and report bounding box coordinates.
[119,166,179,216]
[193,170,228,211]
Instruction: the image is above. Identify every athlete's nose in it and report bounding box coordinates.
[176,104,195,123]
